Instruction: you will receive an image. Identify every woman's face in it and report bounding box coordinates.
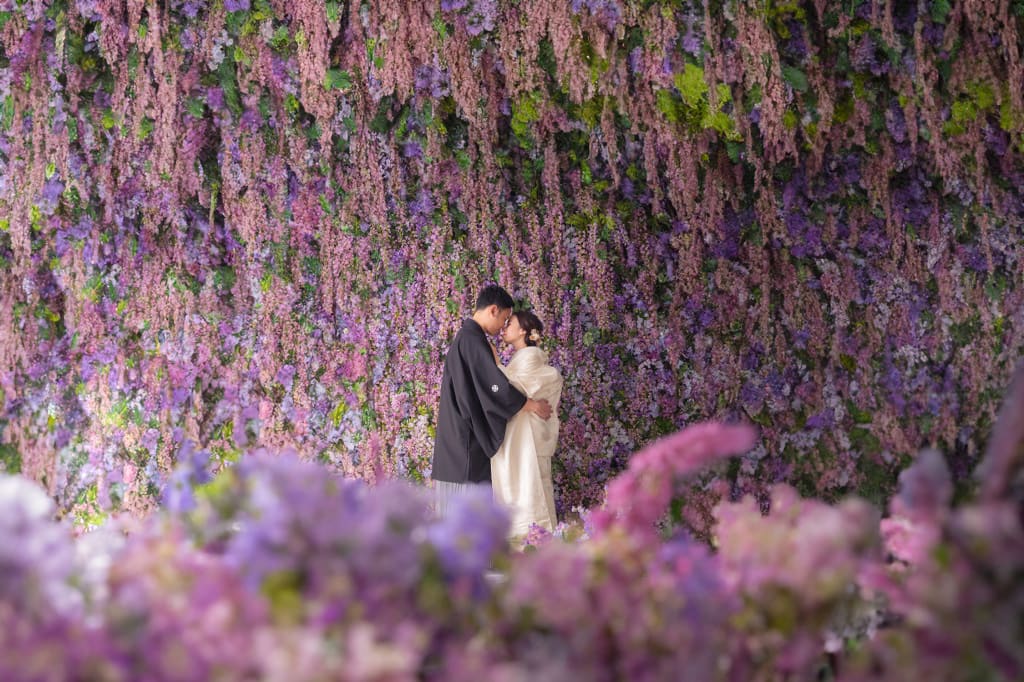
[502,315,525,345]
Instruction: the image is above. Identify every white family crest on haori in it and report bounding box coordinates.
[491,346,564,538]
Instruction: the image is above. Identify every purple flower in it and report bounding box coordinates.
[141,428,160,456]
[984,124,1009,157]
[224,0,249,12]
[740,381,764,408]
[572,0,622,32]
[628,46,642,74]
[170,0,206,17]
[240,106,261,131]
[161,441,212,513]
[275,364,296,390]
[697,308,715,331]
[957,244,988,272]
[465,0,497,36]
[414,64,450,99]
[886,103,908,142]
[402,141,423,159]
[805,409,835,430]
[681,27,702,56]
[206,87,225,112]
[784,21,807,60]
[409,188,434,217]
[41,175,64,209]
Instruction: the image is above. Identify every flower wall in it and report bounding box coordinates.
[1,0,1022,519]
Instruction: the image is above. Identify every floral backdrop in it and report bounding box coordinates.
[1,0,1022,523]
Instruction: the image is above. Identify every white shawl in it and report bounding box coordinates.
[491,346,563,536]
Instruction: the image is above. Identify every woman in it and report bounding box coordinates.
[491,310,563,538]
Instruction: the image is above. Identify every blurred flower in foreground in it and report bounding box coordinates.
[0,474,75,616]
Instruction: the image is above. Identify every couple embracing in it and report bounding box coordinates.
[431,285,563,539]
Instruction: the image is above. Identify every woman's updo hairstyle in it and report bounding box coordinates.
[514,310,544,347]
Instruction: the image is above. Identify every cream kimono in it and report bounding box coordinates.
[491,346,564,537]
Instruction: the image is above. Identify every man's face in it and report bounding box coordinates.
[486,306,513,335]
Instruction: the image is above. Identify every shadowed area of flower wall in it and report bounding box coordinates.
[0,0,1021,523]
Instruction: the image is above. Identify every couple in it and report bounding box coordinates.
[431,285,564,538]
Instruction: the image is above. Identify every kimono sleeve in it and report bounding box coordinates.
[461,337,527,456]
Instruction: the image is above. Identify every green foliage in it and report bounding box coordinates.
[0,441,20,474]
[950,314,981,348]
[537,37,558,83]
[324,69,352,91]
[575,95,606,129]
[1,95,13,131]
[268,24,292,51]
[325,0,341,23]
[185,97,206,118]
[511,91,542,148]
[761,0,807,36]
[781,66,809,93]
[213,266,236,292]
[675,63,710,107]
[73,483,108,528]
[656,64,741,141]
[137,116,155,140]
[100,108,116,130]
[366,37,384,69]
[432,12,450,40]
[579,38,610,84]
[930,0,952,24]
[217,59,243,118]
[944,81,997,136]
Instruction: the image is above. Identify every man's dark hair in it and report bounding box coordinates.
[475,285,515,311]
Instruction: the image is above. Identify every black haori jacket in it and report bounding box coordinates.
[432,319,528,483]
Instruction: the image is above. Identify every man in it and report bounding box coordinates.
[432,285,552,515]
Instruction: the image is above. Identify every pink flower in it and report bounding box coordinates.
[600,422,757,536]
